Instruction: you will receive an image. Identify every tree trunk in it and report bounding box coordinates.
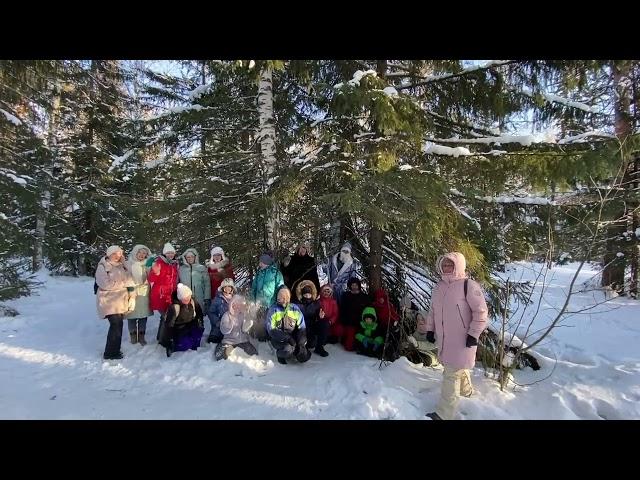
[367,60,388,293]
[33,79,61,272]
[257,63,279,252]
[629,154,639,298]
[602,61,633,293]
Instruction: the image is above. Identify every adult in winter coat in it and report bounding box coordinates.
[215,295,258,361]
[250,253,285,341]
[327,241,358,306]
[147,243,179,341]
[339,277,371,351]
[160,283,205,358]
[179,248,211,311]
[207,277,236,344]
[206,246,235,298]
[406,311,439,367]
[425,252,488,421]
[284,242,320,295]
[265,287,310,365]
[295,280,328,357]
[319,284,341,344]
[125,244,153,346]
[373,288,401,361]
[354,307,384,357]
[95,245,135,360]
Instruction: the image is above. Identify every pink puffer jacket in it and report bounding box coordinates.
[426,252,488,370]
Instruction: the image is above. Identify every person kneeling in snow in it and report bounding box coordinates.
[354,307,384,358]
[406,311,439,367]
[215,295,258,361]
[425,252,488,421]
[160,283,205,358]
[265,287,310,365]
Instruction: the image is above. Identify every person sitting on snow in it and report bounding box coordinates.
[294,280,329,357]
[207,277,236,344]
[265,287,310,365]
[354,307,384,357]
[425,252,488,421]
[340,277,371,351]
[406,311,439,367]
[215,295,258,361]
[160,283,205,358]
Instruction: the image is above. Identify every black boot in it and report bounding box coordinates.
[314,345,329,357]
[426,412,443,420]
[103,351,124,360]
[277,356,287,364]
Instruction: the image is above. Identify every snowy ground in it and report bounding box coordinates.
[0,263,639,419]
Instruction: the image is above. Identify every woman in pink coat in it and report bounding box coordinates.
[425,252,488,420]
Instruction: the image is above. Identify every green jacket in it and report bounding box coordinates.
[356,306,384,345]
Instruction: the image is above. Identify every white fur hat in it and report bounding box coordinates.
[106,245,122,257]
[176,283,192,301]
[163,242,176,254]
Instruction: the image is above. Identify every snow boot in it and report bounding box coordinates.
[103,351,124,360]
[314,345,329,357]
[138,330,147,346]
[426,412,443,420]
[277,356,287,365]
[130,332,138,345]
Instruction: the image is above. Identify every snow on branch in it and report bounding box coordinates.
[448,197,481,230]
[519,87,598,113]
[0,108,22,126]
[0,168,28,186]
[397,60,516,90]
[428,132,555,147]
[450,188,554,206]
[557,130,616,144]
[108,150,134,173]
[423,142,471,157]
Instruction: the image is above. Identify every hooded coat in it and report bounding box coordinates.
[284,245,320,295]
[318,284,339,326]
[125,244,153,319]
[179,248,211,309]
[206,248,235,297]
[147,253,179,313]
[327,243,357,303]
[425,252,488,370]
[95,255,135,319]
[250,263,285,308]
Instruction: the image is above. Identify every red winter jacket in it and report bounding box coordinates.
[207,259,235,297]
[319,286,340,326]
[373,288,399,329]
[147,256,179,313]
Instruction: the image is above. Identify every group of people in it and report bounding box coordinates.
[94,240,488,420]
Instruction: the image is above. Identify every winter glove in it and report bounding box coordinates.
[269,329,290,344]
[426,331,435,344]
[466,334,478,348]
[288,336,297,347]
[408,336,418,348]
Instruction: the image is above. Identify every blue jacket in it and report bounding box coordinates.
[208,292,231,335]
[251,264,285,308]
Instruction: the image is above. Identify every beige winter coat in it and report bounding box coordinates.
[95,256,135,319]
[125,244,153,319]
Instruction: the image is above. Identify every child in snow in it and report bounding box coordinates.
[294,280,329,357]
[319,284,341,346]
[265,287,310,365]
[354,306,384,357]
[406,311,439,367]
[160,283,205,358]
[215,295,258,361]
[207,277,236,344]
[339,277,371,351]
[425,252,488,421]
